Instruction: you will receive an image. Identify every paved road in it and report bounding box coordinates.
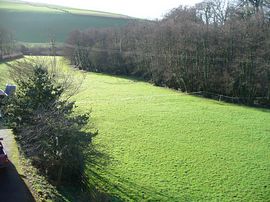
[0,129,35,202]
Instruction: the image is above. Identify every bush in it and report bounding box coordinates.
[2,58,95,184]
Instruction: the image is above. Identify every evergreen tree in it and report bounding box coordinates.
[2,61,94,184]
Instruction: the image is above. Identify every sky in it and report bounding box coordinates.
[24,0,202,19]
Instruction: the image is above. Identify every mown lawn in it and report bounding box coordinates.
[1,57,270,201]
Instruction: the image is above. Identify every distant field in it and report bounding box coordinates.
[0,1,131,43]
[0,1,130,17]
[1,57,270,201]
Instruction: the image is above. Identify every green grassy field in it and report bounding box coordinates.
[0,0,131,43]
[1,57,270,201]
[73,63,270,201]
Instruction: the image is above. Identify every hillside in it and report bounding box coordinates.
[1,56,269,201]
[0,0,132,43]
[77,70,270,201]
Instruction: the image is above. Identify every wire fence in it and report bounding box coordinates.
[189,91,270,107]
[18,43,270,108]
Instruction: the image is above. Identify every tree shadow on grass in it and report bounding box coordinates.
[50,143,194,202]
[77,148,182,202]
[91,71,146,84]
[0,161,35,202]
[55,146,114,202]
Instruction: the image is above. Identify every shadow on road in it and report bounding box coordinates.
[0,161,35,202]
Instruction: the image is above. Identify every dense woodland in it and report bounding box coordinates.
[65,0,270,106]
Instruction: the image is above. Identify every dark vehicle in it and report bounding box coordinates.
[0,138,9,168]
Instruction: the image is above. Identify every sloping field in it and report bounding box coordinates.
[0,1,131,43]
[1,57,270,201]
[73,65,270,201]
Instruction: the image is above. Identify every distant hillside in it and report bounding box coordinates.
[0,0,132,43]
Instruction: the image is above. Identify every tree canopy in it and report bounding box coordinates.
[65,0,270,106]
